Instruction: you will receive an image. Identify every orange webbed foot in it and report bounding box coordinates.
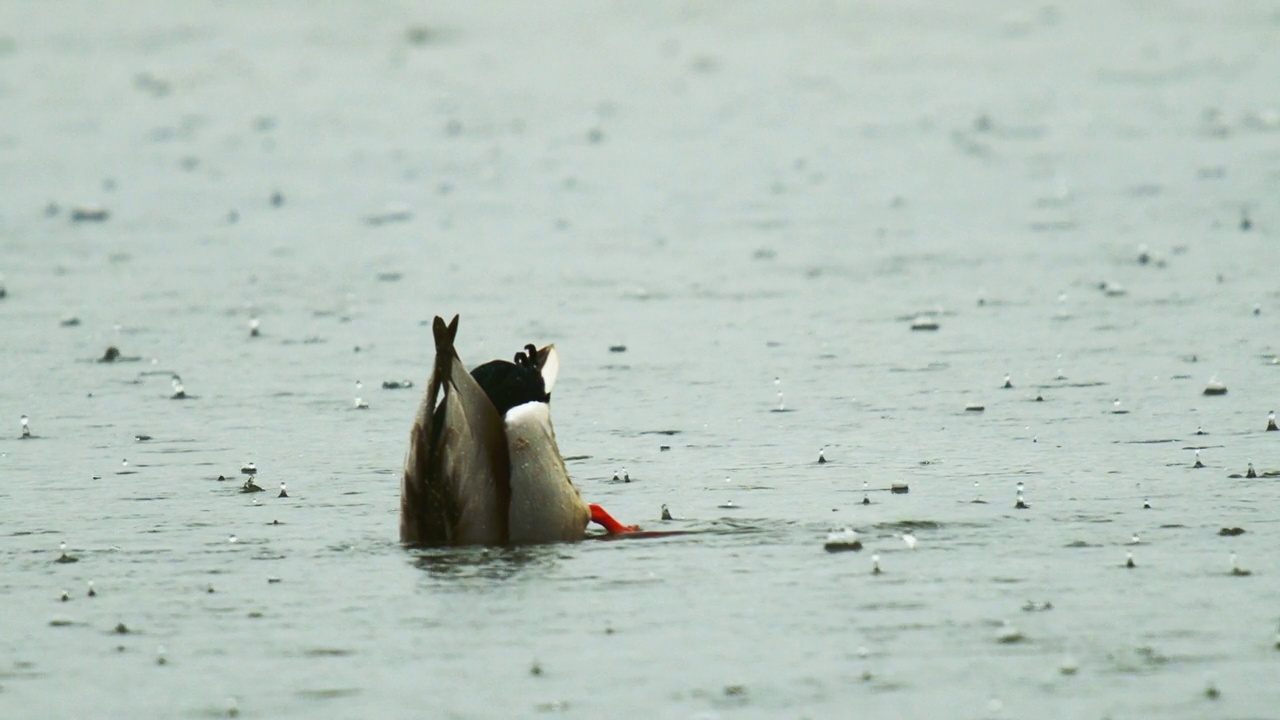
[589,504,640,534]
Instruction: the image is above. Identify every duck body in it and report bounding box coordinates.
[401,315,591,545]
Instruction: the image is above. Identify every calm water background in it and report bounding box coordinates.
[2,2,1279,718]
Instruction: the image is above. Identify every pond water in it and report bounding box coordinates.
[2,1,1279,718]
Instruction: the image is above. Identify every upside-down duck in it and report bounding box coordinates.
[401,315,636,544]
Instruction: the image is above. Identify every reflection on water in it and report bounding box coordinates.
[411,544,565,582]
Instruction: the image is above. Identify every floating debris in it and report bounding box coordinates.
[54,542,78,564]
[70,205,110,222]
[1230,553,1252,577]
[823,528,862,552]
[910,315,940,331]
[1101,281,1127,297]
[59,316,81,327]
[996,621,1024,644]
[1059,655,1079,676]
[363,204,413,226]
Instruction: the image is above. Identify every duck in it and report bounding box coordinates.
[401,315,636,544]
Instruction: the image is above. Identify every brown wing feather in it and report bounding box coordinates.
[401,315,511,544]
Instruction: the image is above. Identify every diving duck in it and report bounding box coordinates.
[401,315,636,544]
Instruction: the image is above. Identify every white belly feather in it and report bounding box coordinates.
[503,401,589,543]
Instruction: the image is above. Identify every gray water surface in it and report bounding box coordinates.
[2,2,1279,718]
